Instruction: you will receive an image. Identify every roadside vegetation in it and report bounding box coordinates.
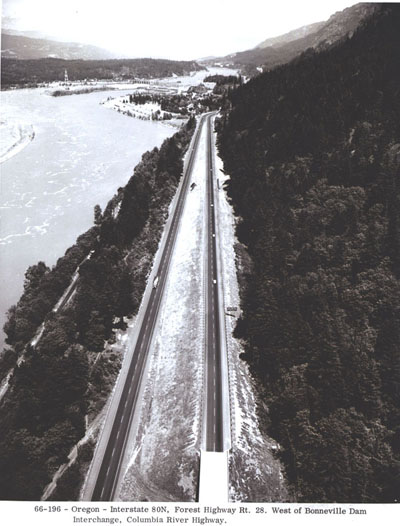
[0,117,196,500]
[217,5,400,502]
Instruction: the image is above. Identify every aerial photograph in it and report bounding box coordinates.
[0,0,399,522]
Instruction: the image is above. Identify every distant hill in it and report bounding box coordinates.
[1,57,205,88]
[212,2,379,74]
[1,31,123,60]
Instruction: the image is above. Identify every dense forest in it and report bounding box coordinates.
[1,57,204,88]
[0,117,196,499]
[217,4,400,502]
[203,74,242,85]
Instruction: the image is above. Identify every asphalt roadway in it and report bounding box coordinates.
[204,114,224,452]
[90,114,206,501]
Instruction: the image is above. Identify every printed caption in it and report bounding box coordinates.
[26,503,373,526]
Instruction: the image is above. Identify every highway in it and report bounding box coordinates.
[90,114,207,501]
[204,114,224,452]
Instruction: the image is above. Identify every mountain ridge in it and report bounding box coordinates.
[215,2,380,74]
[255,21,325,50]
[1,31,124,60]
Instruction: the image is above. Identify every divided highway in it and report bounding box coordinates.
[204,114,225,452]
[89,114,206,501]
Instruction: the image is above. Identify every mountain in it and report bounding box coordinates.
[0,31,123,60]
[197,55,217,62]
[2,28,52,40]
[215,2,380,74]
[255,21,324,49]
[217,3,400,502]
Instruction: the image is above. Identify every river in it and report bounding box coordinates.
[0,68,237,350]
[0,87,176,349]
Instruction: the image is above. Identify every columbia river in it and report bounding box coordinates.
[0,86,175,348]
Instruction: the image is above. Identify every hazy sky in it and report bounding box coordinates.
[2,0,364,59]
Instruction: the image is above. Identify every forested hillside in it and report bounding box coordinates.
[0,117,196,500]
[217,4,400,502]
[217,2,377,76]
[1,57,204,89]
